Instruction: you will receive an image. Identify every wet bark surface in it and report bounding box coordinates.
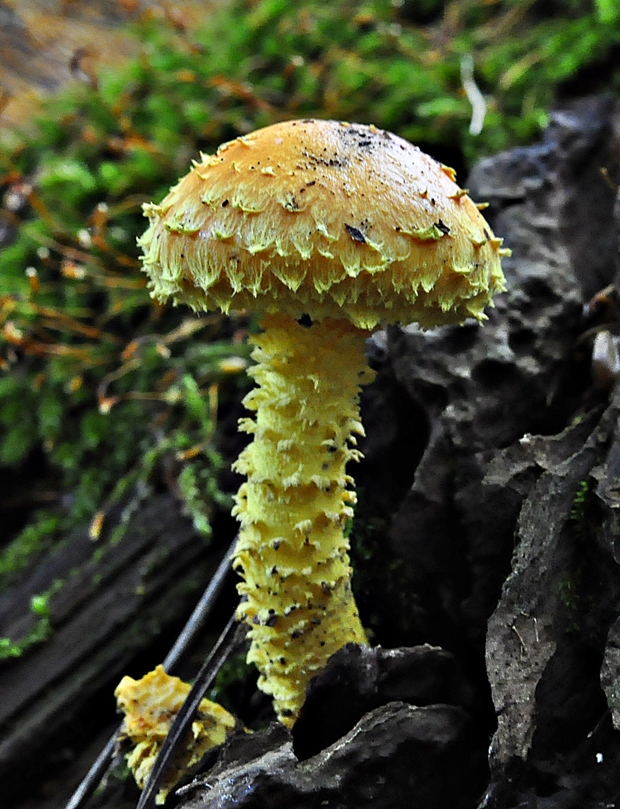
[4,94,620,808]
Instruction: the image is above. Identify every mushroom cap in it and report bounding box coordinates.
[140,119,507,329]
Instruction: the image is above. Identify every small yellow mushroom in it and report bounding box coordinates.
[115,665,237,804]
[139,119,507,725]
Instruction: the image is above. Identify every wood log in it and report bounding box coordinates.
[0,493,235,805]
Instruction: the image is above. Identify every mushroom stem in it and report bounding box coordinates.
[232,312,375,724]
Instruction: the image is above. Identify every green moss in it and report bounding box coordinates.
[207,648,256,715]
[0,579,63,660]
[569,479,591,525]
[0,516,61,581]
[557,577,579,611]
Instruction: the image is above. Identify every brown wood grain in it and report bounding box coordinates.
[0,0,219,130]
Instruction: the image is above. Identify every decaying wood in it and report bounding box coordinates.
[0,494,234,805]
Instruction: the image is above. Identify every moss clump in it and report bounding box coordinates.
[0,579,63,661]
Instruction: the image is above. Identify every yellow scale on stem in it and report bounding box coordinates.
[232,313,374,724]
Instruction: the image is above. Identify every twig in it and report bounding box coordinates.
[461,54,486,136]
[163,536,237,671]
[136,615,247,809]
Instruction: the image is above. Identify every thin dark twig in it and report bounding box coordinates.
[163,537,238,671]
[136,614,247,809]
[65,734,119,809]
[64,535,238,809]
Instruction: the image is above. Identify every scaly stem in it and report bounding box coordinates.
[232,312,375,725]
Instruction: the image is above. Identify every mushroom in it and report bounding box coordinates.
[115,665,237,803]
[139,118,508,725]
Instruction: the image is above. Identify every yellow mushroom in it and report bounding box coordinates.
[139,119,507,725]
[115,665,237,803]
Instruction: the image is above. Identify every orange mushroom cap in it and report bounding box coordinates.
[140,119,507,330]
